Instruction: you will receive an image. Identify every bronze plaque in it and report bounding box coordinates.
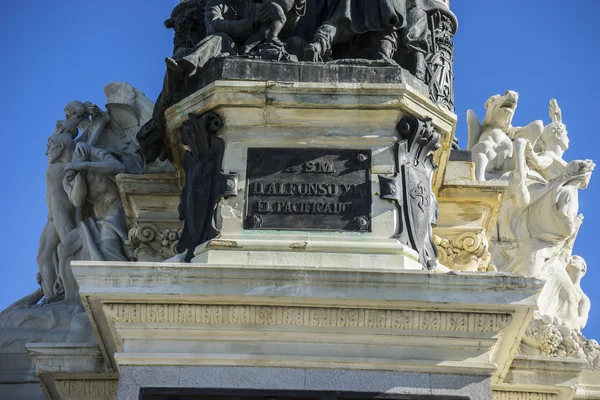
[245,148,372,232]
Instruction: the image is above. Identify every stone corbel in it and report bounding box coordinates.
[433,231,496,272]
[128,223,182,262]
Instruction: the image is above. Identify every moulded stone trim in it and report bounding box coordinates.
[54,379,118,397]
[103,303,512,333]
[493,391,557,400]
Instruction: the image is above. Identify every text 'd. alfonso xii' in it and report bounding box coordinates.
[245,148,372,232]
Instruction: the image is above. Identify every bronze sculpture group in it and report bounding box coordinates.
[137,0,456,164]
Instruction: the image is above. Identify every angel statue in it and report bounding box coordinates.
[64,82,154,174]
[29,82,154,307]
[53,136,130,304]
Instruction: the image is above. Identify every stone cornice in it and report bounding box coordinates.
[104,303,512,333]
[55,379,117,398]
[493,392,557,400]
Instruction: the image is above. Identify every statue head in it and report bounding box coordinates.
[53,120,79,139]
[564,160,595,189]
[64,101,89,123]
[482,90,519,132]
[567,255,587,284]
[538,122,569,153]
[46,133,75,163]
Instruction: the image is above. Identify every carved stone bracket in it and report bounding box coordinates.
[129,223,183,262]
[379,116,441,269]
[433,232,496,272]
[177,112,239,261]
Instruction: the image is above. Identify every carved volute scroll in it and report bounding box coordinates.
[379,116,441,269]
[177,112,238,261]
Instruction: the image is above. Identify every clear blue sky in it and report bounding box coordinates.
[0,1,599,338]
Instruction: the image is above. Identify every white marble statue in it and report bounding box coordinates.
[39,130,79,303]
[35,121,80,303]
[58,139,130,304]
[0,82,154,359]
[526,99,570,182]
[538,255,591,330]
[466,90,543,181]
[24,82,154,307]
[64,82,153,174]
[476,95,596,352]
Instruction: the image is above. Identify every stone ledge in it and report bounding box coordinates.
[193,57,428,98]
[496,355,588,400]
[73,261,542,379]
[72,262,543,307]
[26,343,116,400]
[104,303,512,333]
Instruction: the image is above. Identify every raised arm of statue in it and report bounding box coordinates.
[65,143,126,177]
[526,141,554,172]
[85,104,110,147]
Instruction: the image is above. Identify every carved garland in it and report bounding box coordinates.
[103,303,512,333]
[521,314,600,369]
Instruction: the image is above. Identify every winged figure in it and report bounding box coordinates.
[65,81,154,174]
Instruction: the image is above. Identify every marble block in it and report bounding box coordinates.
[162,78,456,269]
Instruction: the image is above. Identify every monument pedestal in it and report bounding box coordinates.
[71,261,542,400]
[96,68,542,400]
[163,75,455,270]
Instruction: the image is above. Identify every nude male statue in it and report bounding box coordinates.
[38,126,78,303]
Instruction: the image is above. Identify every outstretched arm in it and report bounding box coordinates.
[65,144,125,176]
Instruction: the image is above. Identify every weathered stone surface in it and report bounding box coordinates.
[117,366,489,400]
[196,57,428,93]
